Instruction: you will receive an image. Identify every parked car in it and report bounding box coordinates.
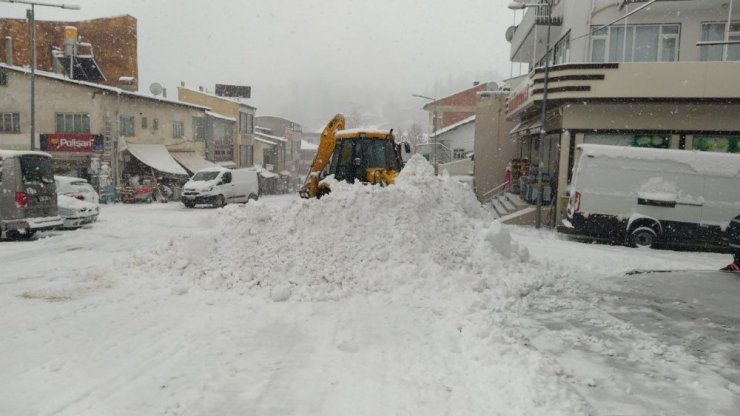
[56,194,99,229]
[181,167,259,208]
[55,175,100,204]
[564,144,740,249]
[0,150,63,239]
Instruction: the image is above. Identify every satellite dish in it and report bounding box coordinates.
[149,82,163,96]
[505,25,517,43]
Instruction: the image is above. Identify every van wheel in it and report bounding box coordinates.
[183,201,195,208]
[214,195,225,208]
[248,193,258,202]
[630,227,657,248]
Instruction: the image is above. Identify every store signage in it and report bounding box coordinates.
[40,134,103,153]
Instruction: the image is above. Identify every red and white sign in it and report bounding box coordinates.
[45,134,95,152]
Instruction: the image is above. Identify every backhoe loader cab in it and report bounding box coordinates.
[330,130,402,184]
[299,114,408,199]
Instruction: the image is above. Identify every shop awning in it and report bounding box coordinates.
[510,119,542,137]
[126,143,188,176]
[170,151,218,175]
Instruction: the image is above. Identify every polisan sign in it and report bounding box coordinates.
[40,134,100,152]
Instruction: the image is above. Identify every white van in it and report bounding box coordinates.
[0,150,63,239]
[181,167,259,208]
[564,144,740,249]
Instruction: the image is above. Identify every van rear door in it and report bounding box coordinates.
[18,154,58,218]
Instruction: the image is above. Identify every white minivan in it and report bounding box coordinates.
[564,144,740,249]
[181,167,259,208]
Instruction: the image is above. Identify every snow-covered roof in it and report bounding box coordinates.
[255,130,288,143]
[205,111,236,122]
[254,136,277,146]
[578,144,740,177]
[300,140,318,151]
[336,128,393,136]
[179,86,257,110]
[431,115,476,138]
[0,64,210,111]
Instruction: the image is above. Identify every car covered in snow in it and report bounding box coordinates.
[56,194,99,229]
[54,175,100,204]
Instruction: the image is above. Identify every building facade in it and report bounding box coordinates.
[0,64,208,192]
[178,85,256,168]
[506,0,740,224]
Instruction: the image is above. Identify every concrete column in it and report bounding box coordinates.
[685,134,694,150]
[670,134,680,149]
[556,130,572,223]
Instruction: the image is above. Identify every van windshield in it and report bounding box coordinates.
[20,155,54,184]
[192,171,220,181]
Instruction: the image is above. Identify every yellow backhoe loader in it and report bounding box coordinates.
[299,114,410,199]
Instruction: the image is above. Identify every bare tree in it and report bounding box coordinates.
[405,122,425,154]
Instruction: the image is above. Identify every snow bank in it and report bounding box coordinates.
[138,155,535,302]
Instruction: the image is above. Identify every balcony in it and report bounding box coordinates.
[506,61,740,118]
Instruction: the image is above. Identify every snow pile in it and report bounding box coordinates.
[132,154,587,414]
[138,155,536,302]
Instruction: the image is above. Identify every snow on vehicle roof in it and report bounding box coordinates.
[578,144,740,177]
[0,149,52,159]
[335,128,394,137]
[55,175,90,184]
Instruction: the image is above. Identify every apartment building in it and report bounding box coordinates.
[506,0,740,224]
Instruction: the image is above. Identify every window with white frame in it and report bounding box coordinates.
[56,113,91,134]
[700,22,740,61]
[0,113,20,133]
[591,24,679,63]
[173,121,184,138]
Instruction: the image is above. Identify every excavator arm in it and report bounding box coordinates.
[299,114,345,198]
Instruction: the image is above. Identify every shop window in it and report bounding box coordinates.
[120,116,135,136]
[693,136,739,153]
[591,24,679,62]
[57,113,91,134]
[173,121,184,138]
[0,113,20,133]
[153,118,159,131]
[141,117,148,129]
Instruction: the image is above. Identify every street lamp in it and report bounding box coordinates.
[411,93,439,168]
[508,0,552,229]
[0,0,80,151]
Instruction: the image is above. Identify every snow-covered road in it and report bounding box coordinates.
[1,159,737,415]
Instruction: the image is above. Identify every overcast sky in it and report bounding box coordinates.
[2,0,518,131]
